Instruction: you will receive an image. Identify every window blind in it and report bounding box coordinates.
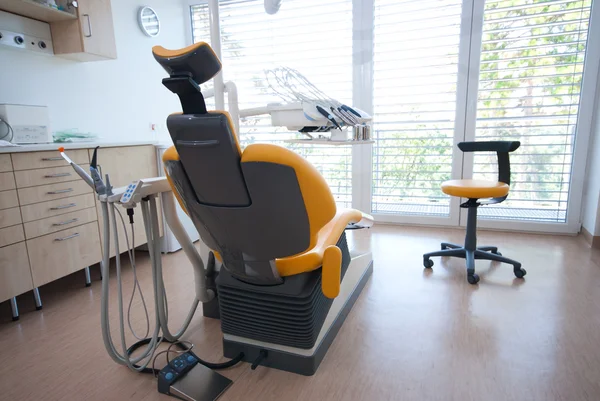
[191,0,354,208]
[372,0,464,216]
[190,4,215,110]
[474,0,592,222]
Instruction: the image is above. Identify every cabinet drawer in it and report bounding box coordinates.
[0,190,19,210]
[21,193,96,223]
[18,180,93,206]
[0,225,25,248]
[24,207,97,240]
[0,154,12,172]
[0,207,21,229]
[14,164,89,188]
[0,242,33,303]
[11,149,88,171]
[28,221,101,287]
[0,172,16,191]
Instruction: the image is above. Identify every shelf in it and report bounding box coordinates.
[0,0,77,22]
[284,139,375,146]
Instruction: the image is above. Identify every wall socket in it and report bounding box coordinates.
[0,10,54,55]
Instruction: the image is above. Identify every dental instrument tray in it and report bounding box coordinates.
[266,101,370,132]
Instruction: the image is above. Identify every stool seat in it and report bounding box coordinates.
[441,179,509,199]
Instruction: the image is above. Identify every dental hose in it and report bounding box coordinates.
[99,199,243,375]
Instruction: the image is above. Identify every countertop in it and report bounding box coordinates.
[0,140,159,153]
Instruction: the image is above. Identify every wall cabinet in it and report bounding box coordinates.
[50,0,117,61]
[0,0,117,61]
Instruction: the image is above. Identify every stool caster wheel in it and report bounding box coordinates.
[423,259,434,269]
[467,273,480,285]
[514,267,527,279]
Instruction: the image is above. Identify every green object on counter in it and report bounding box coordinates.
[53,130,99,143]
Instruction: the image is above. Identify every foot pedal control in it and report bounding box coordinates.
[158,352,232,401]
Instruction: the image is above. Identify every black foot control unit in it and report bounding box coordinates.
[158,352,232,401]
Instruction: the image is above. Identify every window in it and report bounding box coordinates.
[473,0,593,223]
[372,0,464,216]
[191,0,354,208]
[189,0,599,232]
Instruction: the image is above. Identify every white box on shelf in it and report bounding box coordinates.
[0,104,52,144]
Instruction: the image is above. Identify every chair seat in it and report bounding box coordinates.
[441,179,509,199]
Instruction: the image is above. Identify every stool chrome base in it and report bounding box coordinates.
[423,206,525,284]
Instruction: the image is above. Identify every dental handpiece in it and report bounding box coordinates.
[58,147,95,189]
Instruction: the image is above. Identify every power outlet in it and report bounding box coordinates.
[0,11,54,55]
[0,29,53,54]
[149,123,165,133]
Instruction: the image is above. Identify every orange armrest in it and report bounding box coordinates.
[318,209,364,249]
[319,209,364,298]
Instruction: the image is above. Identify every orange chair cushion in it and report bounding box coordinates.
[441,179,509,199]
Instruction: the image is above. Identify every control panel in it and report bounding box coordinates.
[157,352,199,395]
[120,180,143,206]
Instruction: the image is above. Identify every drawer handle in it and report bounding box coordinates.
[55,233,80,242]
[42,157,64,161]
[47,188,73,195]
[53,218,79,227]
[50,203,76,210]
[45,173,72,178]
[83,14,92,37]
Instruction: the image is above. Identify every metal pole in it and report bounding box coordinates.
[84,266,92,287]
[160,192,213,303]
[10,297,19,321]
[224,82,240,134]
[33,288,42,310]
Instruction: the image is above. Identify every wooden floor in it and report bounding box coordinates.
[1,225,600,401]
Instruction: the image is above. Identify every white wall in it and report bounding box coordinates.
[582,67,600,236]
[0,0,187,142]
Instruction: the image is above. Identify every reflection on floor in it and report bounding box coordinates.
[0,225,599,401]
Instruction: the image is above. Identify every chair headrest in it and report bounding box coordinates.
[152,42,222,85]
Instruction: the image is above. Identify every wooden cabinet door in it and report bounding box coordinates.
[51,0,117,60]
[27,222,101,287]
[91,146,161,256]
[92,146,158,188]
[0,243,33,303]
[78,0,117,59]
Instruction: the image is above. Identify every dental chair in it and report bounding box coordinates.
[153,42,374,375]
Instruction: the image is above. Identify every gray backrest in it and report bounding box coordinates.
[165,112,311,285]
[167,113,250,207]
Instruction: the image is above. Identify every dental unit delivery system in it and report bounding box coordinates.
[58,146,241,380]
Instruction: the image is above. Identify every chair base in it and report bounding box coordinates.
[423,203,525,284]
[423,244,526,284]
[223,254,373,376]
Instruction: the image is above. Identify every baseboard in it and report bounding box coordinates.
[581,226,600,248]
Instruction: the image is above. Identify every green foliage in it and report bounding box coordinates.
[374,0,590,217]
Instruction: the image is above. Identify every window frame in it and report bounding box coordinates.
[184,0,600,234]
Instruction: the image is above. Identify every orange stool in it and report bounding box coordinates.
[423,141,526,284]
